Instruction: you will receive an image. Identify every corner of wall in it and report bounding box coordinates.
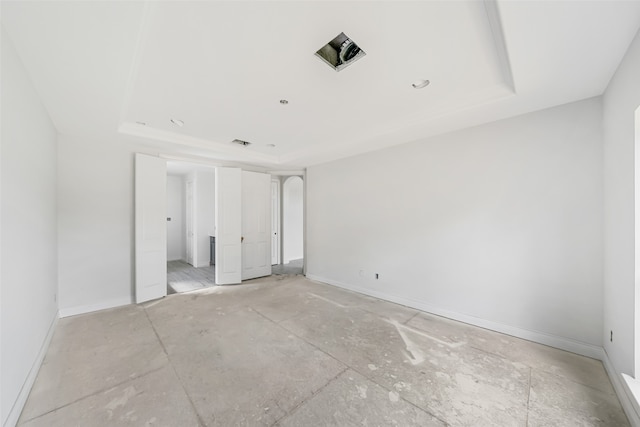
[603,351,640,426]
[2,312,58,427]
[58,297,133,319]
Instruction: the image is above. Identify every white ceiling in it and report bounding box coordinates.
[3,1,640,169]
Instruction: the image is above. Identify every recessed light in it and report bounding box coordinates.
[279,99,289,105]
[170,118,184,127]
[412,79,430,89]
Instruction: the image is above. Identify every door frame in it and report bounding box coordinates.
[185,179,195,266]
[283,175,304,264]
[142,155,306,289]
[271,178,281,265]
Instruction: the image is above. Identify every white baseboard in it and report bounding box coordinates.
[59,296,132,318]
[4,312,58,427]
[601,352,640,426]
[306,274,603,360]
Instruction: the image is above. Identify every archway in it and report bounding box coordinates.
[283,176,304,266]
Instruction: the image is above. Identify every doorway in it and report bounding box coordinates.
[136,156,283,302]
[273,176,304,275]
[166,162,216,294]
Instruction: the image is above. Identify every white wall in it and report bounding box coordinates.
[283,176,304,263]
[57,135,141,315]
[1,30,59,427]
[166,175,185,261]
[57,145,226,315]
[602,28,640,377]
[307,97,604,351]
[195,170,215,268]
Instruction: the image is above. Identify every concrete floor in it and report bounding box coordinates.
[271,258,303,276]
[19,275,628,426]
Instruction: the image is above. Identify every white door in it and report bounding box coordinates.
[215,167,242,285]
[185,180,194,266]
[135,153,167,303]
[271,179,280,265]
[242,171,272,280]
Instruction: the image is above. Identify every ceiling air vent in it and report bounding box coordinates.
[315,32,365,72]
[231,139,251,146]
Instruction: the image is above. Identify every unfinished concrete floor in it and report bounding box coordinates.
[271,258,304,276]
[19,275,628,426]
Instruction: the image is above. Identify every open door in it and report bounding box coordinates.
[271,179,280,265]
[185,180,195,266]
[215,167,242,285]
[135,153,167,303]
[242,171,272,280]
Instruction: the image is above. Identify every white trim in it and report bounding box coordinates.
[306,274,603,360]
[270,170,305,176]
[271,178,281,266]
[483,0,515,92]
[120,122,278,165]
[4,312,58,427]
[162,153,270,174]
[59,297,132,318]
[602,353,640,426]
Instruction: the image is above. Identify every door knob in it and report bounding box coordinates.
[241,236,244,243]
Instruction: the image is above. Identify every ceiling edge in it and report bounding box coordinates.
[483,0,516,93]
[119,122,280,165]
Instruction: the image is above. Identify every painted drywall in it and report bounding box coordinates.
[603,28,640,377]
[166,175,185,261]
[58,135,135,313]
[195,170,215,268]
[283,176,304,263]
[307,97,604,349]
[58,141,262,315]
[1,30,59,426]
[57,134,165,315]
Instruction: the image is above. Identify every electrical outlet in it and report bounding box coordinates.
[610,330,613,342]
[359,270,364,277]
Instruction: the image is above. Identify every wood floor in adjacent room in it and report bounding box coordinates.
[167,260,216,294]
[18,275,628,426]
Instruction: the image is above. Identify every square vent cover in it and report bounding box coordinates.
[315,32,366,72]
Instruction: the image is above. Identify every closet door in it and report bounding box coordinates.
[215,167,242,285]
[135,153,167,303]
[242,171,271,280]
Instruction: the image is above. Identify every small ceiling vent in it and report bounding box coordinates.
[315,32,365,72]
[231,139,251,146]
